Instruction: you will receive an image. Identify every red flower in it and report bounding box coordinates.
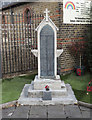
[45,85,49,89]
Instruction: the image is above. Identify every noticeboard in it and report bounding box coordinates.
[63,0,92,24]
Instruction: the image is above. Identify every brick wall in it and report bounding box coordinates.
[58,2,89,74]
[2,2,89,77]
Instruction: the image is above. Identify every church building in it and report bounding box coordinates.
[1,1,89,77]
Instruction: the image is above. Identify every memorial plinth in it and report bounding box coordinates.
[18,8,77,105]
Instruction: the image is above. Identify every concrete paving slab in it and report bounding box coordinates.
[91,109,92,119]
[64,105,82,118]
[48,105,66,118]
[66,118,91,120]
[81,110,91,118]
[2,118,27,120]
[48,118,67,120]
[79,106,92,119]
[2,104,92,119]
[11,105,30,118]
[29,105,47,118]
[29,117,47,120]
[79,106,91,111]
[2,107,15,118]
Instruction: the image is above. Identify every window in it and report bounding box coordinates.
[2,15,5,24]
[10,10,14,24]
[24,8,31,24]
[24,8,32,39]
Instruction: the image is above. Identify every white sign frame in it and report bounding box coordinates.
[63,0,92,24]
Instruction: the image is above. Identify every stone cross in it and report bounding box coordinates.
[44,8,50,21]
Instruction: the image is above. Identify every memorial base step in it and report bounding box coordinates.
[18,84,77,105]
[33,75,66,90]
[28,83,68,98]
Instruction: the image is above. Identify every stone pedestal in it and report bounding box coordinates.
[27,75,68,98]
[33,75,66,90]
[18,75,77,105]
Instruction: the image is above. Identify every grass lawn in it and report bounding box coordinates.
[1,72,92,104]
[61,72,92,104]
[2,74,36,104]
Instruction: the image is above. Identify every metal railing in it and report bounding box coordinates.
[1,12,62,77]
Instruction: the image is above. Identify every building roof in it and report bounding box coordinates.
[0,1,18,10]
[0,0,92,10]
[0,0,63,10]
[0,0,33,10]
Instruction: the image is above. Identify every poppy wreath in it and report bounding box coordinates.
[76,68,82,76]
[87,80,92,92]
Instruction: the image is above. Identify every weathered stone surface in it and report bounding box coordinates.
[11,106,30,118]
[40,24,54,77]
[42,91,52,100]
[18,84,77,105]
[64,105,82,118]
[2,105,91,119]
[29,106,47,118]
[48,105,66,118]
[79,106,91,118]
[81,110,91,118]
[79,106,91,111]
[31,49,38,57]
[2,107,15,118]
[57,49,63,57]
[33,75,64,90]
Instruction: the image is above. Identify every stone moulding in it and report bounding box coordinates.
[31,49,63,58]
[31,49,38,57]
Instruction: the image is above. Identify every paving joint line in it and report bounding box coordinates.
[78,104,83,118]
[63,104,66,118]
[46,105,48,120]
[63,104,69,120]
[28,105,31,119]
[27,105,31,119]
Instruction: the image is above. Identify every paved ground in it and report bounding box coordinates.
[1,104,92,120]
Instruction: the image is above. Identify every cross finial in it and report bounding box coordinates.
[44,8,50,22]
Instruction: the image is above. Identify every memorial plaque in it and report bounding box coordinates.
[42,91,52,100]
[40,25,54,77]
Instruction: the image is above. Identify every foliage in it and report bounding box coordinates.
[69,42,85,56]
[68,42,86,68]
[87,25,92,73]
[86,5,92,72]
[61,72,92,104]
